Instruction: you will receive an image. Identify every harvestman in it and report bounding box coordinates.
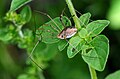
[29,9,97,70]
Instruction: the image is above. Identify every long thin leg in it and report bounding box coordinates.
[65,39,100,59]
[75,9,94,22]
[29,56,43,70]
[28,37,43,70]
[60,8,74,27]
[34,10,62,32]
[60,7,66,27]
[29,38,41,58]
[75,9,102,27]
[42,24,59,33]
[74,9,88,27]
[28,12,43,70]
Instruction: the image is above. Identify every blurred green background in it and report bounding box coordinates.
[0,0,120,79]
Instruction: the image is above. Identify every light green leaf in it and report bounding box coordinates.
[86,20,110,37]
[82,35,109,71]
[18,74,37,79]
[0,29,13,42]
[20,5,32,23]
[78,28,88,38]
[105,70,120,79]
[79,12,91,27]
[36,16,71,44]
[10,0,32,11]
[67,36,85,58]
[58,40,68,51]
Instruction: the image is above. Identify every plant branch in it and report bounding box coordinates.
[66,1,98,79]
[65,0,81,30]
[13,21,24,38]
[89,65,98,79]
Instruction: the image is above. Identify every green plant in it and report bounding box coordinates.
[0,0,116,79]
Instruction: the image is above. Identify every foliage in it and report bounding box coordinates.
[1,0,120,79]
[105,70,120,79]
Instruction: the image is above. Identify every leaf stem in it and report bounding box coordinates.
[66,1,97,79]
[18,30,24,38]
[88,65,98,79]
[65,0,81,30]
[13,21,24,38]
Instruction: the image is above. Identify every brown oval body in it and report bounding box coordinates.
[57,26,77,39]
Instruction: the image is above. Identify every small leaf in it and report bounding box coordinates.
[58,40,68,51]
[105,70,120,79]
[0,29,13,42]
[34,42,58,61]
[18,29,33,49]
[78,28,88,38]
[10,0,32,11]
[82,35,109,71]
[79,12,91,27]
[86,20,110,37]
[18,74,28,79]
[67,36,85,58]
[20,5,32,23]
[36,16,71,44]
[18,74,37,79]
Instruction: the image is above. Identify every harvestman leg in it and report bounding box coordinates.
[28,13,43,69]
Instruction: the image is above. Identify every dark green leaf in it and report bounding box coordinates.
[86,20,110,37]
[36,16,71,44]
[79,12,91,27]
[20,5,32,23]
[58,40,68,51]
[10,0,32,11]
[82,35,109,71]
[34,42,58,61]
[105,70,120,79]
[67,36,85,58]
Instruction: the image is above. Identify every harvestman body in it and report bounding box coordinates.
[57,26,77,39]
[57,8,77,39]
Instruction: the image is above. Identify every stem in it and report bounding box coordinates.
[38,71,45,79]
[65,0,81,30]
[13,21,24,38]
[17,25,24,38]
[89,65,97,79]
[18,30,24,38]
[66,1,98,79]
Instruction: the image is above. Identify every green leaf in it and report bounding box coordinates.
[18,29,33,49]
[10,0,32,11]
[78,28,88,38]
[82,35,109,71]
[18,74,37,79]
[58,40,68,51]
[79,12,91,27]
[0,29,13,42]
[20,5,32,23]
[36,16,71,44]
[86,20,110,37]
[34,42,58,61]
[105,70,120,79]
[67,36,85,58]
